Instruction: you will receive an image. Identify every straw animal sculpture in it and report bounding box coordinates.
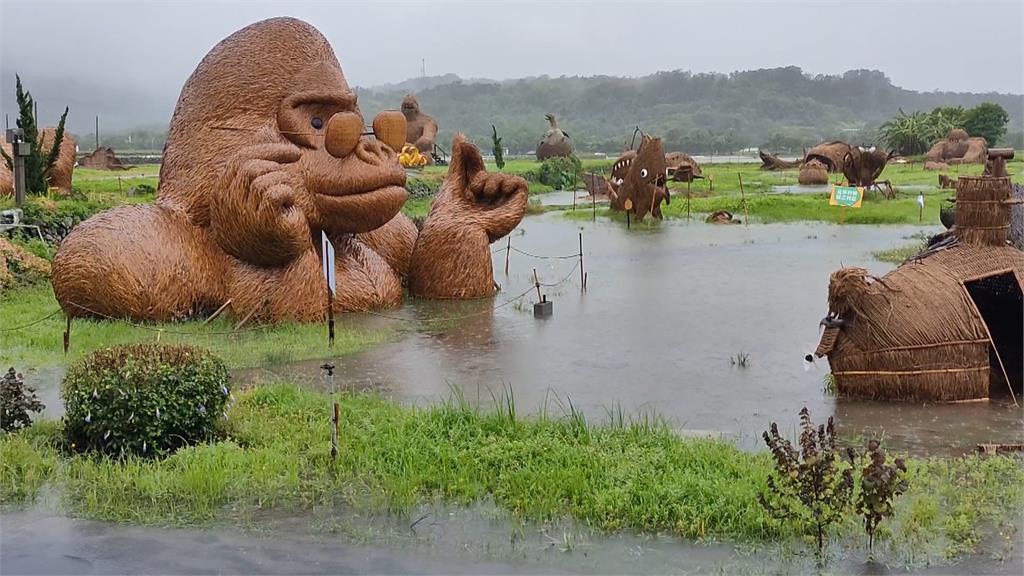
[536,113,573,160]
[924,129,988,166]
[401,94,438,163]
[609,134,668,220]
[758,149,801,171]
[0,142,11,196]
[78,147,127,170]
[52,17,527,323]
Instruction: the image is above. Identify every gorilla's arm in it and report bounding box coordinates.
[412,117,439,154]
[408,135,527,299]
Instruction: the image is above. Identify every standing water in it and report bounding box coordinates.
[238,213,1022,456]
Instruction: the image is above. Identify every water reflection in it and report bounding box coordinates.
[236,214,1021,455]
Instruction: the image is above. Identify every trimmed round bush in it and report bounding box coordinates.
[63,344,230,456]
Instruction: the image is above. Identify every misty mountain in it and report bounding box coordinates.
[357,73,497,94]
[3,66,1019,154]
[356,67,1024,154]
[1,68,176,138]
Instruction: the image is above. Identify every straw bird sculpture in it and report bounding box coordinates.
[536,113,573,160]
[52,17,527,323]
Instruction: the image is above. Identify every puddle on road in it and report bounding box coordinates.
[6,502,1020,575]
[234,214,1022,456]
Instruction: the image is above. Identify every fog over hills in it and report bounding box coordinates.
[3,67,1020,154]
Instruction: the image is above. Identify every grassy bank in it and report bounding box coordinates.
[0,284,392,370]
[565,193,946,225]
[2,383,1021,563]
[872,232,932,263]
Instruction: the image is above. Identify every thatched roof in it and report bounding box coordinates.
[805,141,851,172]
[665,151,702,182]
[78,147,127,170]
[817,176,1023,402]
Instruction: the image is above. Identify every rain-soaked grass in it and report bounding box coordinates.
[871,232,932,263]
[2,382,1021,565]
[0,284,392,370]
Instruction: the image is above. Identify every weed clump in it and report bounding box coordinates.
[856,439,908,551]
[759,407,854,562]
[62,344,230,457]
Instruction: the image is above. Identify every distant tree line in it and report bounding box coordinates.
[879,103,1011,156]
[68,67,1022,156]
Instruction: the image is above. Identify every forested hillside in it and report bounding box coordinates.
[357,67,1023,154]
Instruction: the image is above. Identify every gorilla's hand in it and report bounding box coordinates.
[211,131,313,267]
[466,171,529,242]
[408,135,527,299]
[428,135,527,242]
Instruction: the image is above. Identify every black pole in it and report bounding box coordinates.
[95,115,99,149]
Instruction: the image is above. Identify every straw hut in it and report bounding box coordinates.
[665,151,702,182]
[805,141,851,172]
[78,147,127,170]
[815,175,1023,402]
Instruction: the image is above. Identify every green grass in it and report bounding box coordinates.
[1,382,1020,564]
[557,156,1022,225]
[871,232,931,263]
[0,284,392,370]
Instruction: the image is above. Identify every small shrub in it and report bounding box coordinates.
[856,439,908,551]
[129,183,156,196]
[759,407,854,563]
[1,368,45,432]
[62,344,230,457]
[537,155,582,190]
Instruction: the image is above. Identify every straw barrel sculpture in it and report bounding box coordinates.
[798,159,829,185]
[51,17,527,323]
[816,174,1023,402]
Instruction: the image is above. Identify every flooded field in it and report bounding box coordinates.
[232,213,1022,456]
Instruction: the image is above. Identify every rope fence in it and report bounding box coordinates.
[2,234,587,336]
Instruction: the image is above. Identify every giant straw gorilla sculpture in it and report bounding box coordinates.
[52,18,527,323]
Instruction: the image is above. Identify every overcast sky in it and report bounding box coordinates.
[2,0,1022,132]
